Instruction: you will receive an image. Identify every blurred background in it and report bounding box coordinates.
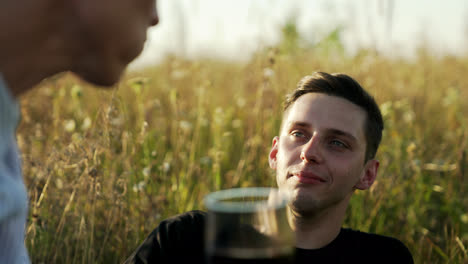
[132,0,468,67]
[20,1,468,263]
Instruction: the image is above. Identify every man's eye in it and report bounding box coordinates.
[330,140,347,148]
[291,131,306,138]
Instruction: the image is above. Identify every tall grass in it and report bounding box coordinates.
[18,47,468,263]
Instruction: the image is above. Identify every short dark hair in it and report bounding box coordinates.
[283,72,384,161]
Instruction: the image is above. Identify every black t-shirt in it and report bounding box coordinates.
[124,210,413,264]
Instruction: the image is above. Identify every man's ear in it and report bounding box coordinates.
[354,159,379,190]
[269,137,279,170]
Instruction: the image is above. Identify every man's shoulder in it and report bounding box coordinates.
[156,210,207,239]
[342,228,407,246]
[160,210,207,226]
[124,210,207,264]
[341,228,414,263]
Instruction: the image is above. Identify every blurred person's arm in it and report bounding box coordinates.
[0,74,30,263]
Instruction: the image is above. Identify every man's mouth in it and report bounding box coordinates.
[290,171,327,185]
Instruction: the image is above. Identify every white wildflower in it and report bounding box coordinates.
[64,119,76,132]
[81,117,91,130]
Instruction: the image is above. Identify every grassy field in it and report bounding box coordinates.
[18,44,468,263]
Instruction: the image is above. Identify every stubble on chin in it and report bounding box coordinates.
[289,190,321,217]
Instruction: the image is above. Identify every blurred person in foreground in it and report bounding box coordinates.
[0,0,159,262]
[125,72,414,264]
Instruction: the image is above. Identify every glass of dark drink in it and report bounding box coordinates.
[204,187,294,264]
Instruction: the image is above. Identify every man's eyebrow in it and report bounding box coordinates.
[287,121,310,128]
[327,128,358,143]
[285,122,359,142]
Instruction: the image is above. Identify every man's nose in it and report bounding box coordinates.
[300,135,323,164]
[150,0,160,26]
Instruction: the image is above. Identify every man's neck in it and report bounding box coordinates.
[0,0,74,97]
[289,198,350,249]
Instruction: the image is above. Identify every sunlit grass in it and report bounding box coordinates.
[18,48,468,263]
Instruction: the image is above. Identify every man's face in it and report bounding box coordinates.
[269,93,379,216]
[72,0,159,86]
